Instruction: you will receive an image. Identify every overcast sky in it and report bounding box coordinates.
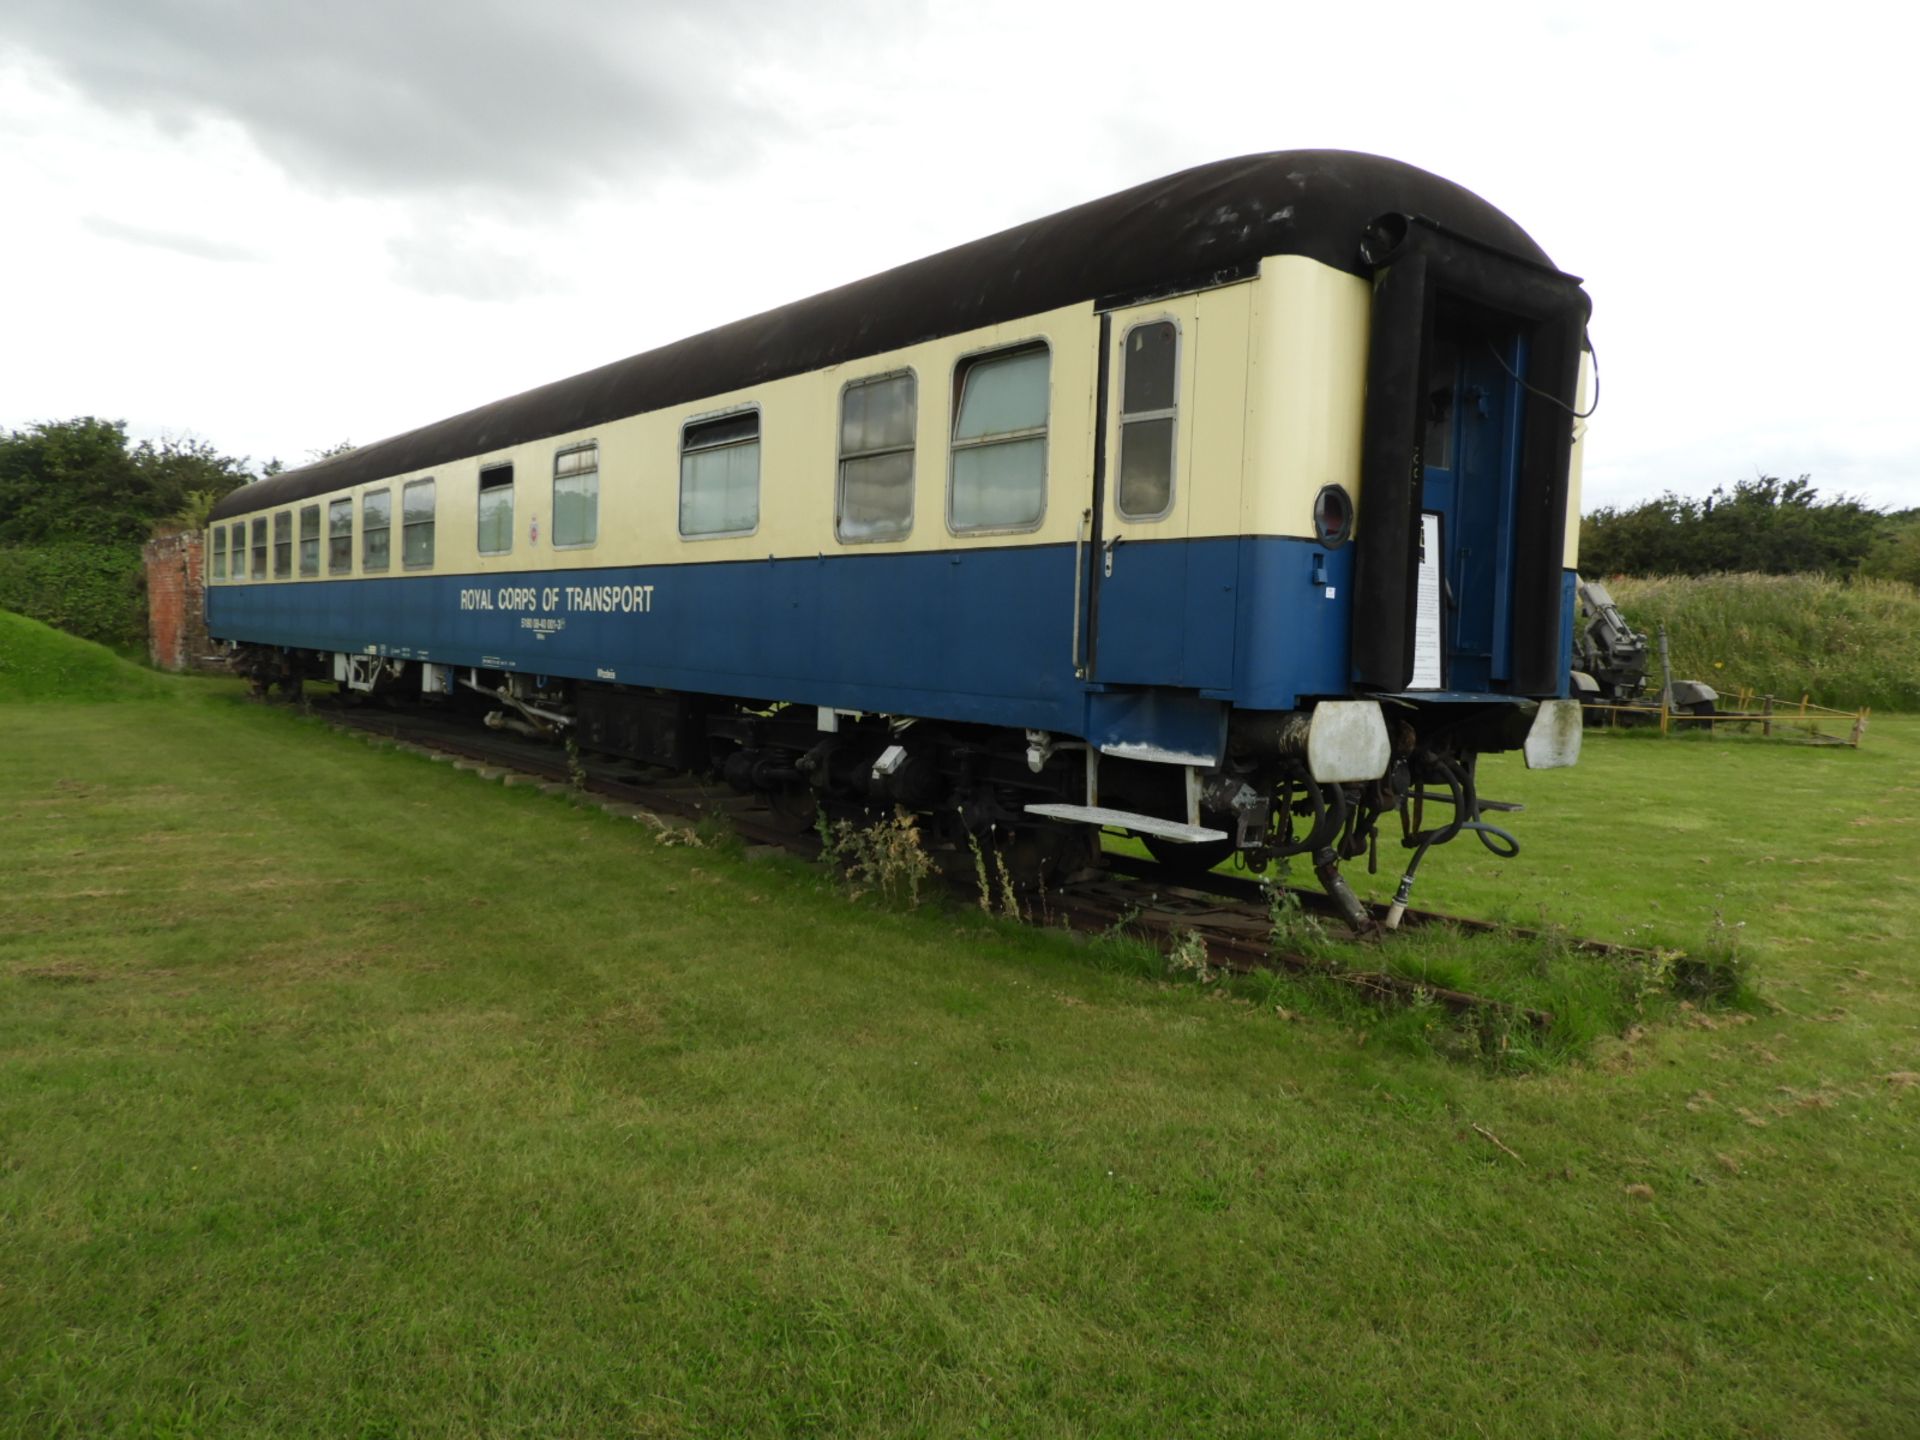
[2,1,1913,512]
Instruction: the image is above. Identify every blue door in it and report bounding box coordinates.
[1089,304,1236,692]
[1417,317,1525,693]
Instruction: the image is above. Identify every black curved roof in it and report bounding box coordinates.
[213,149,1556,521]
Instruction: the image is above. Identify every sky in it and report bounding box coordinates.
[1,0,1914,513]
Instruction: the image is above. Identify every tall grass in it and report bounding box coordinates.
[1607,572,1920,711]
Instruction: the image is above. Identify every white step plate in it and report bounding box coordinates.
[1023,803,1228,844]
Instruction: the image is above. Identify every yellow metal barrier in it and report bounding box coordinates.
[1580,691,1869,747]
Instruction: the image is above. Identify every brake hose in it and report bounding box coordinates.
[1384,756,1519,929]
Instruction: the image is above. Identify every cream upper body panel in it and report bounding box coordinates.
[215,255,1395,581]
[1563,348,1594,571]
[1238,255,1371,543]
[218,302,1099,579]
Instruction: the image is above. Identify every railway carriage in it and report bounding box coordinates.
[206,150,1592,916]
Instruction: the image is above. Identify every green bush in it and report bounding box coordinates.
[1859,514,1920,586]
[1608,572,1920,712]
[0,542,146,648]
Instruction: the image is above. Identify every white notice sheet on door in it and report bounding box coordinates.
[1410,511,1443,690]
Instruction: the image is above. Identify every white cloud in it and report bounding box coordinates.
[82,216,267,264]
[1,1,1915,511]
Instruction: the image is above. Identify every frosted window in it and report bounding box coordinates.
[1121,321,1177,413]
[951,346,1048,532]
[837,373,915,542]
[212,527,227,581]
[478,464,514,555]
[362,490,391,571]
[298,505,320,576]
[553,445,598,547]
[680,412,759,537]
[1118,417,1175,519]
[328,499,353,574]
[273,512,292,578]
[231,523,248,579]
[251,518,268,578]
[1117,322,1177,520]
[403,479,435,568]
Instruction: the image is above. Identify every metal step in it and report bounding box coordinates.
[1023,803,1228,844]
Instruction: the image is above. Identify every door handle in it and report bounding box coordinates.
[1102,534,1124,578]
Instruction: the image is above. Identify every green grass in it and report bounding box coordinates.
[3,660,1918,1434]
[0,609,172,703]
[1608,572,1920,711]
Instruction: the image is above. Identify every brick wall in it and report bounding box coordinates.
[144,530,212,671]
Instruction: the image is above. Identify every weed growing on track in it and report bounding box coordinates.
[817,806,936,907]
[1264,875,1331,958]
[1163,929,1214,984]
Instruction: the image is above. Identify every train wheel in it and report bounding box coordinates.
[1141,833,1236,875]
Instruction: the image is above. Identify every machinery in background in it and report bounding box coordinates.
[1568,576,1717,716]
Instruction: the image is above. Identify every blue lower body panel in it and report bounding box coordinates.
[204,539,1565,748]
[212,547,1088,733]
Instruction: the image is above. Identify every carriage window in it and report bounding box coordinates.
[837,373,915,542]
[232,522,249,579]
[679,410,759,537]
[950,344,1049,533]
[251,518,268,578]
[403,479,436,568]
[1117,321,1178,520]
[553,445,598,548]
[328,498,353,574]
[478,464,514,555]
[362,489,391,571]
[272,512,292,578]
[211,526,227,581]
[298,505,320,576]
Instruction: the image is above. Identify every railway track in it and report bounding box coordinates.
[313,697,1652,1031]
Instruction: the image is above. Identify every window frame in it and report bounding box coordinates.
[272,511,292,578]
[211,525,227,581]
[946,339,1052,537]
[362,488,392,572]
[231,521,248,580]
[251,517,269,579]
[1114,317,1181,523]
[677,404,762,541]
[298,504,321,577]
[550,442,599,551]
[328,498,353,575]
[402,477,437,570]
[477,462,515,556]
[835,370,917,545]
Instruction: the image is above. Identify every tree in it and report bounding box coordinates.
[0,419,256,544]
[131,435,254,535]
[1860,512,1920,586]
[0,417,141,545]
[1580,475,1884,578]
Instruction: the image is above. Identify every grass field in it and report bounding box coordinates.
[3,620,1917,1436]
[1607,573,1920,713]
